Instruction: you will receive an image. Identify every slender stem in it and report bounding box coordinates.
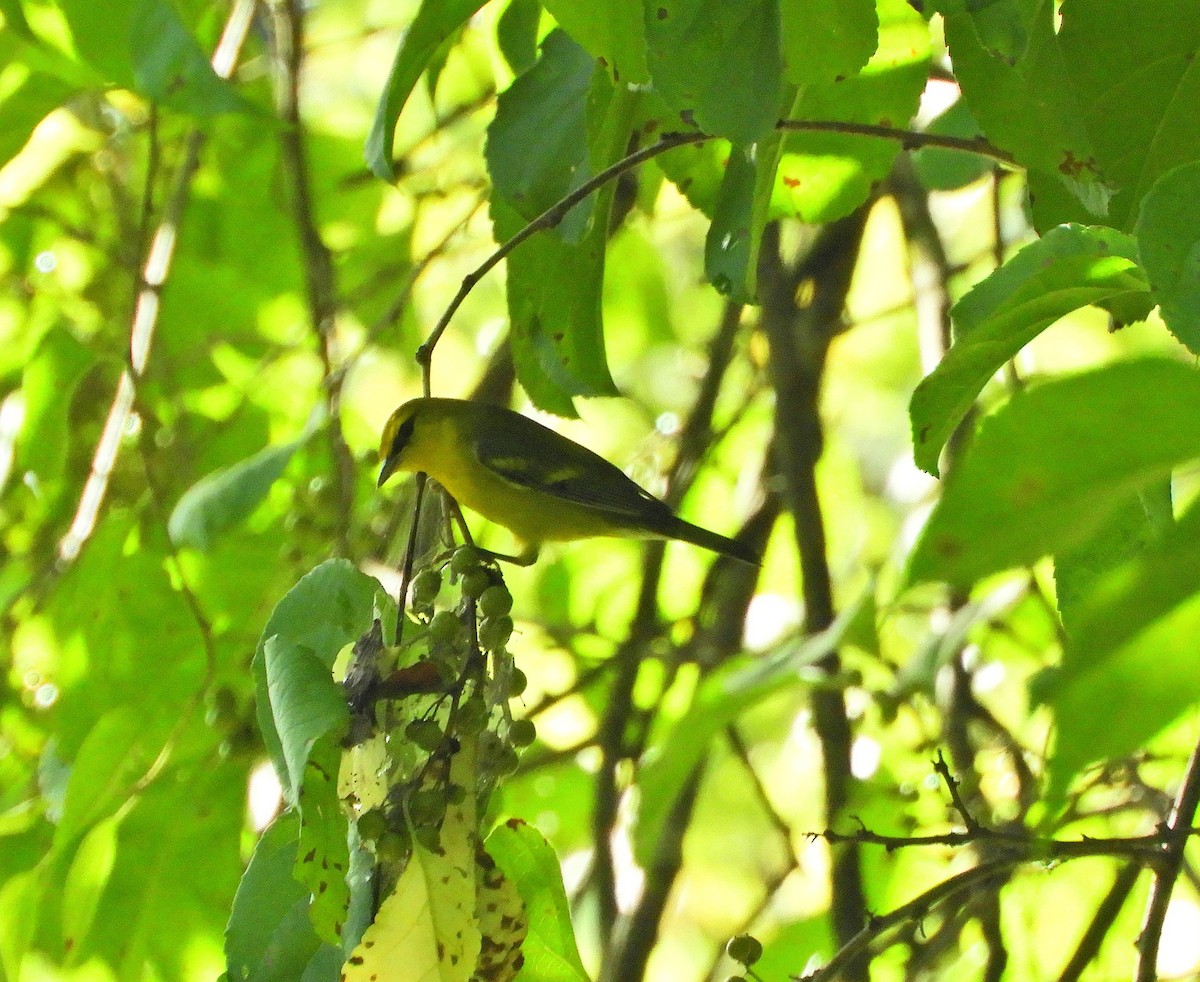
[758,214,870,973]
[416,131,708,386]
[1057,862,1141,982]
[800,861,1016,982]
[775,118,1015,166]
[1136,738,1200,981]
[271,0,355,557]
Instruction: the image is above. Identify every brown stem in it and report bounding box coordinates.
[1136,738,1200,981]
[1057,862,1141,982]
[775,118,1015,166]
[758,213,870,973]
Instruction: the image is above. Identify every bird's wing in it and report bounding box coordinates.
[471,413,669,524]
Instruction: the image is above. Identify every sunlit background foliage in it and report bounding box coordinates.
[3,1,1200,980]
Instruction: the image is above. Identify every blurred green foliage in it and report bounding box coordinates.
[2,1,1200,981]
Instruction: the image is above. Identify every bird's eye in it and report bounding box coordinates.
[390,415,416,457]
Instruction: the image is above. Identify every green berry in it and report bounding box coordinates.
[412,824,441,852]
[478,585,513,618]
[408,788,447,826]
[204,687,239,732]
[494,745,520,775]
[461,568,492,599]
[507,667,528,698]
[479,614,514,651]
[411,569,442,606]
[509,718,536,748]
[450,545,483,575]
[456,696,489,732]
[726,935,763,966]
[429,610,461,643]
[356,809,388,842]
[405,718,444,752]
[375,829,411,863]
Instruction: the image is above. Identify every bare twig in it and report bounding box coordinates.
[776,118,1015,167]
[415,131,709,386]
[1057,862,1141,982]
[758,213,870,972]
[934,750,980,832]
[799,860,1016,982]
[1136,738,1200,981]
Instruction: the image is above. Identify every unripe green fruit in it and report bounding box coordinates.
[429,610,461,643]
[726,935,763,966]
[509,718,536,748]
[461,568,492,599]
[478,585,513,618]
[450,545,483,575]
[479,614,514,651]
[411,569,442,606]
[405,719,444,752]
[375,829,411,863]
[356,809,388,842]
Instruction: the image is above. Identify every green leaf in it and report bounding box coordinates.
[486,29,597,239]
[1135,161,1200,354]
[486,820,589,982]
[1040,498,1200,800]
[293,740,351,946]
[61,814,120,955]
[942,5,1111,219]
[87,759,246,976]
[634,598,861,867]
[365,0,486,179]
[705,144,757,302]
[949,0,1200,232]
[54,0,243,114]
[0,62,76,168]
[168,435,305,551]
[55,707,159,849]
[644,0,784,145]
[911,99,992,192]
[780,0,877,85]
[542,0,648,83]
[773,0,930,223]
[497,0,541,74]
[489,34,631,412]
[252,560,380,803]
[907,359,1200,588]
[1054,482,1171,641]
[128,0,245,115]
[263,636,349,800]
[18,326,96,487]
[226,813,340,982]
[0,867,45,979]
[910,224,1151,475]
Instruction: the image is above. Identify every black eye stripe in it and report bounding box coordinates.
[391,415,416,456]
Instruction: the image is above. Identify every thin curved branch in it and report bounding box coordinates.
[416,130,708,389]
[1136,737,1200,981]
[776,118,1015,166]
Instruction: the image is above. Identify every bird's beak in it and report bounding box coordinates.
[377,455,397,488]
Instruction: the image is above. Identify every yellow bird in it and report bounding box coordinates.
[377,398,758,565]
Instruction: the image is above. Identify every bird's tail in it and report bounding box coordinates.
[666,516,761,566]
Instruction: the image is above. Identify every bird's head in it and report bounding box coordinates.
[377,399,425,487]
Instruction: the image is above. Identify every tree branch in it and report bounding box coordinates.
[758,212,870,973]
[270,0,356,557]
[1136,737,1200,981]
